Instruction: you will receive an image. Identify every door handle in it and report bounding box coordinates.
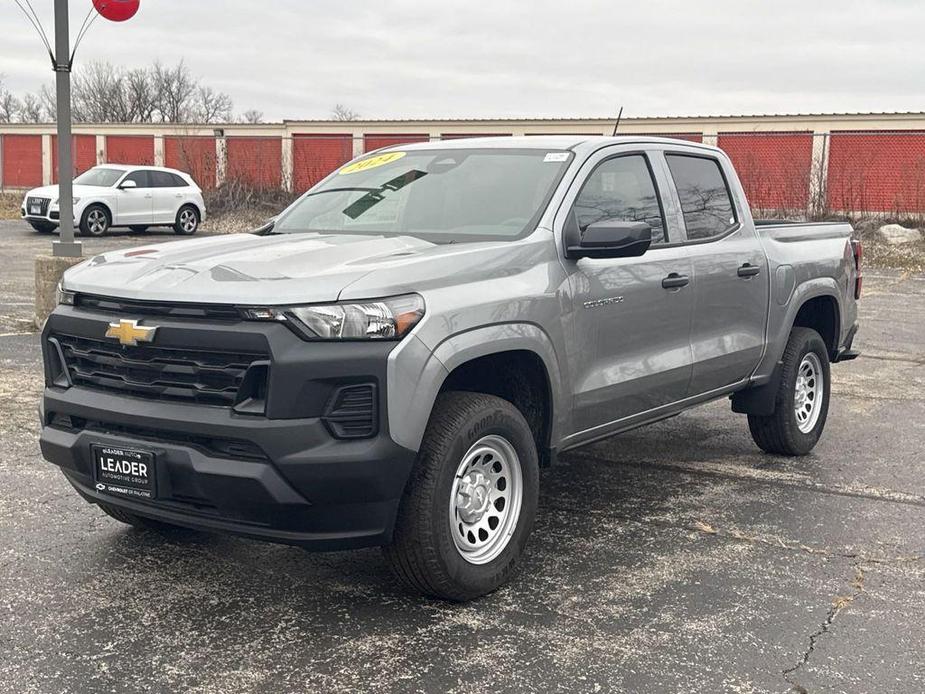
[737,263,761,278]
[661,272,690,289]
[144,194,153,199]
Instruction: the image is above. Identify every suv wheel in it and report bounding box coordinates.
[174,205,200,235]
[384,392,539,601]
[79,204,110,237]
[747,327,831,456]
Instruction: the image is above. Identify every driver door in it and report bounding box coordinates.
[562,151,694,435]
[117,170,154,225]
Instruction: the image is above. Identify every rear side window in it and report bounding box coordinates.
[571,154,667,244]
[665,154,737,241]
[150,171,187,187]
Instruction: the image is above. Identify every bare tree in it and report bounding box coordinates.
[38,84,56,121]
[152,60,197,123]
[125,67,158,122]
[195,86,233,123]
[5,60,234,124]
[19,93,44,122]
[240,109,264,124]
[331,103,360,121]
[0,76,20,122]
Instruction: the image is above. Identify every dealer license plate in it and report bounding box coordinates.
[92,445,156,500]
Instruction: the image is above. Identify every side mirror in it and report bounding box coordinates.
[566,220,653,259]
[119,179,137,190]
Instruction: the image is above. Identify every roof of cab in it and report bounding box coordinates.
[378,135,721,154]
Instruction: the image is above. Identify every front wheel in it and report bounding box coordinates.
[174,205,200,235]
[384,392,539,601]
[79,204,110,237]
[748,327,831,456]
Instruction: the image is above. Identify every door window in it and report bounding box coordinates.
[149,171,176,187]
[571,154,667,244]
[665,154,738,241]
[122,170,150,188]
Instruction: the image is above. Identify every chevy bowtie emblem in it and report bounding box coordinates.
[105,319,157,346]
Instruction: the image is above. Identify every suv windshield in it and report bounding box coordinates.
[73,168,125,187]
[274,148,573,242]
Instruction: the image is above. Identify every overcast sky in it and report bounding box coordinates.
[1,0,923,121]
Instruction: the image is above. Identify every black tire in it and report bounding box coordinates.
[129,225,149,232]
[384,391,539,601]
[78,204,110,237]
[29,221,56,233]
[174,205,200,235]
[97,502,189,534]
[748,327,831,456]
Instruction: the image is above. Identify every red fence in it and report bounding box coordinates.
[5,130,925,218]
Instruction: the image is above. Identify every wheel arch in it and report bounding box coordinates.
[82,199,113,224]
[733,282,841,416]
[387,324,564,464]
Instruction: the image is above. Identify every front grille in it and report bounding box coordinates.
[75,294,242,321]
[52,333,267,407]
[323,384,377,439]
[27,196,50,216]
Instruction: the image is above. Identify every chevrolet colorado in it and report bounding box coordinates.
[40,136,861,601]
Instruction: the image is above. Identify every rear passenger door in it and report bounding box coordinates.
[561,150,694,435]
[150,171,186,224]
[663,152,769,395]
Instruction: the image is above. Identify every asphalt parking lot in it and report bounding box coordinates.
[1,219,923,693]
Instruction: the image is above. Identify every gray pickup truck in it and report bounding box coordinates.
[41,136,861,600]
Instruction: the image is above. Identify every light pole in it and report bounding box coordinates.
[53,0,80,258]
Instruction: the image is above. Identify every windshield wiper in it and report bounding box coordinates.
[342,170,428,220]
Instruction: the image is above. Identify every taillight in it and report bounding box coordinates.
[851,239,862,299]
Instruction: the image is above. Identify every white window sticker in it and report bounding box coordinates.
[543,152,570,163]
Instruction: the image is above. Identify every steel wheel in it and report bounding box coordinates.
[86,208,108,236]
[794,352,823,433]
[449,434,523,565]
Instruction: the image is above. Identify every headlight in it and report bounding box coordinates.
[56,283,75,306]
[241,294,425,340]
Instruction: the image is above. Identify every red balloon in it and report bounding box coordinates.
[92,0,140,22]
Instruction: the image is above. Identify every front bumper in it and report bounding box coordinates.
[39,305,419,550]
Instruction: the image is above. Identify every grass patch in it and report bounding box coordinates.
[0,192,22,220]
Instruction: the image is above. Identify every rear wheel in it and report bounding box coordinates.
[748,327,831,456]
[174,205,200,235]
[79,204,110,237]
[384,392,539,601]
[97,502,190,534]
[29,221,56,233]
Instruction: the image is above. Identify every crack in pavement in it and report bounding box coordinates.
[782,562,867,694]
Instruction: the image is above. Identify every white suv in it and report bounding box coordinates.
[21,165,206,237]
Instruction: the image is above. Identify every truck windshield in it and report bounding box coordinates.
[273,148,573,242]
[73,168,125,187]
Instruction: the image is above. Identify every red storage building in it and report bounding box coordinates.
[2,134,43,188]
[106,135,154,165]
[292,134,353,193]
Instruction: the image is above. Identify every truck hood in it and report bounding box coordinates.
[63,232,457,305]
